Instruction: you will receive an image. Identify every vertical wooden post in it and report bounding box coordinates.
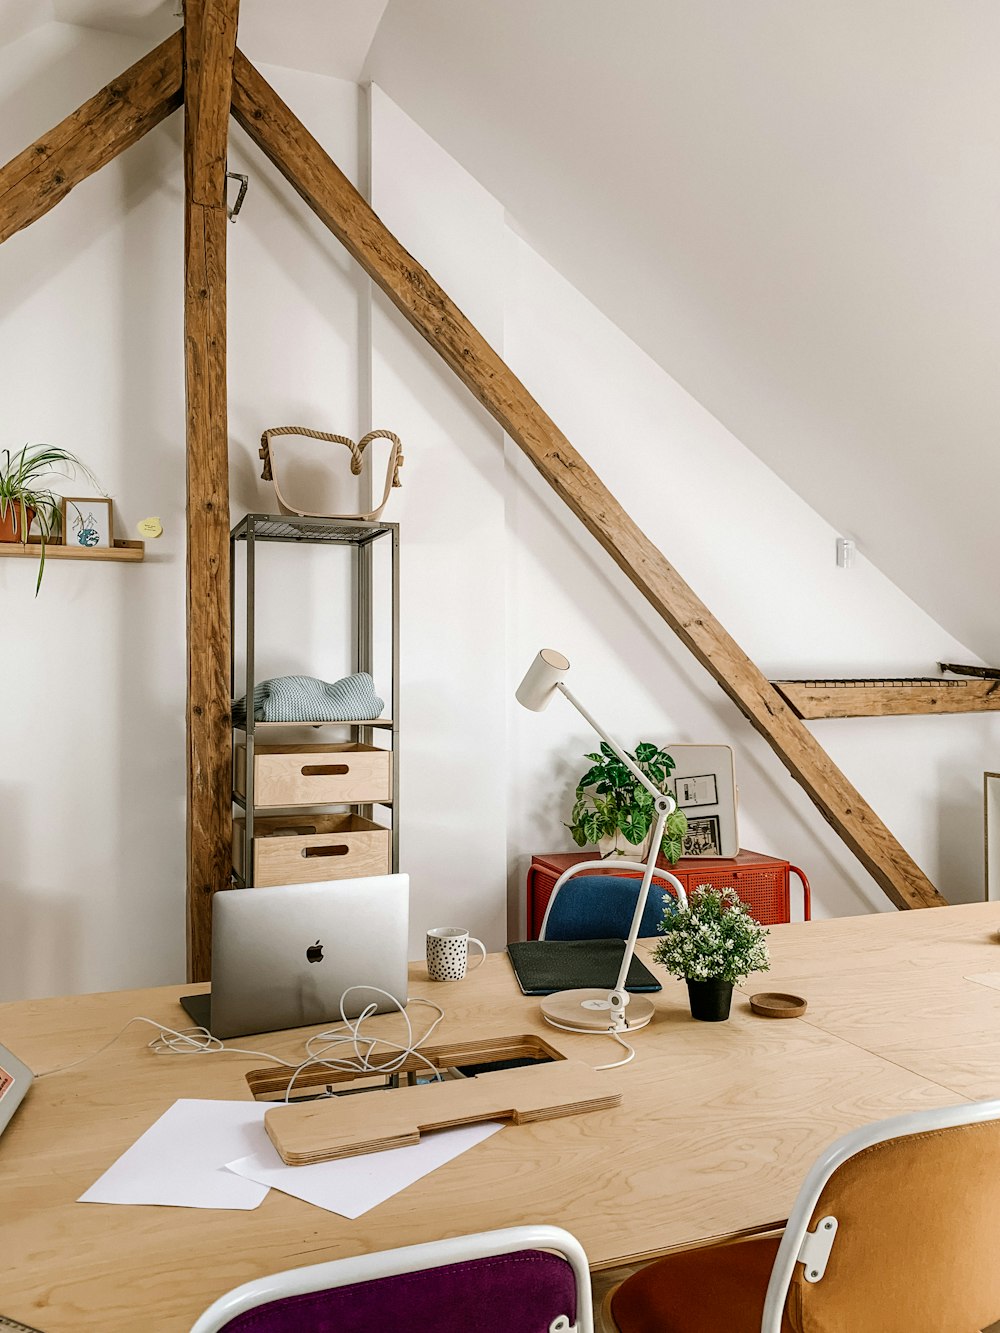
[184,0,239,980]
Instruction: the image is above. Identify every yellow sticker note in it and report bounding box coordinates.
[137,516,163,539]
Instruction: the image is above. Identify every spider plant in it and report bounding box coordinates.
[0,444,99,594]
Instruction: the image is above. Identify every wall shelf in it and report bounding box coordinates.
[772,677,1000,719]
[0,539,145,563]
[231,513,400,889]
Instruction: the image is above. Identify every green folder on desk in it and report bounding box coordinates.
[506,939,662,996]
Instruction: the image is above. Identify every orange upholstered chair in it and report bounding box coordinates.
[606,1098,1000,1333]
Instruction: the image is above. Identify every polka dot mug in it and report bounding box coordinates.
[426,927,487,982]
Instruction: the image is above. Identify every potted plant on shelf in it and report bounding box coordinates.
[651,885,769,1021]
[0,444,98,593]
[566,740,689,863]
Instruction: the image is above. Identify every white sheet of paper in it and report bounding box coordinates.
[965,973,1000,992]
[226,1120,505,1219]
[79,1099,272,1210]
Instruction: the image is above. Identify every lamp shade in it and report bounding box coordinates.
[515,649,570,712]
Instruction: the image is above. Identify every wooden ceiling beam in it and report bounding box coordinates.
[230,51,947,912]
[0,33,182,246]
[184,0,240,982]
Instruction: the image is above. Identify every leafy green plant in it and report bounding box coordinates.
[651,885,770,983]
[566,740,689,863]
[0,444,99,594]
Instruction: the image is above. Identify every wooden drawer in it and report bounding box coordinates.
[234,742,392,807]
[234,813,391,887]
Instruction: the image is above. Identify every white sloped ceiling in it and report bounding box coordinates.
[5,0,997,660]
[366,0,1000,663]
[6,0,388,80]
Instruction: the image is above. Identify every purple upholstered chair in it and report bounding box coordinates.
[189,1225,593,1333]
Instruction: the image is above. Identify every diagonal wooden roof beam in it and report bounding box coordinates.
[231,51,947,912]
[0,32,182,246]
[184,0,240,982]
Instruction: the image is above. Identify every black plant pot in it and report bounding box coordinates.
[686,978,734,1022]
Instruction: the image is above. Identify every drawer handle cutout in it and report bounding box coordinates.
[302,844,350,859]
[301,764,350,777]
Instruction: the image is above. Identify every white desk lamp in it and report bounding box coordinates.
[516,649,686,1034]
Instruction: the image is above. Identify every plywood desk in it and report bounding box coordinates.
[2,903,999,1331]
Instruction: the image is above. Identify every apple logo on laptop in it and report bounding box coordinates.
[306,940,324,964]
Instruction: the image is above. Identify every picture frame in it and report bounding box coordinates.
[667,744,739,857]
[683,814,722,857]
[984,772,1000,901]
[62,497,112,550]
[674,773,719,809]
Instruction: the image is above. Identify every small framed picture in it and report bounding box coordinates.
[683,815,722,857]
[63,497,112,549]
[674,773,719,809]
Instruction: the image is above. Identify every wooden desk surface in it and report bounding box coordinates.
[2,902,999,1332]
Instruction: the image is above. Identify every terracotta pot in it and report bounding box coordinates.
[0,503,34,543]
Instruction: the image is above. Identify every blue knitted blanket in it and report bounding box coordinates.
[232,673,385,725]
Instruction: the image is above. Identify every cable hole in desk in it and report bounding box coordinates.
[244,1034,562,1102]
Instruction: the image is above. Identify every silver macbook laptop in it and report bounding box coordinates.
[180,874,409,1039]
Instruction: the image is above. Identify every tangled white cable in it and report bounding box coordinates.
[282,988,446,1101]
[35,989,447,1099]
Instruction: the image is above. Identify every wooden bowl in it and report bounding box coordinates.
[749,992,808,1019]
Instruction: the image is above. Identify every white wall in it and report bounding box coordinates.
[0,21,366,1001]
[3,34,996,1003]
[366,0,1000,665]
[366,87,1000,941]
[368,87,509,956]
[503,236,1000,924]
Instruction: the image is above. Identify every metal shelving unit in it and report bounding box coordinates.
[230,513,400,886]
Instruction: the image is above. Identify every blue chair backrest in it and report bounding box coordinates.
[542,875,679,941]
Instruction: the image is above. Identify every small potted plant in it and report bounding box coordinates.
[566,740,689,863]
[0,444,98,593]
[651,885,769,1021]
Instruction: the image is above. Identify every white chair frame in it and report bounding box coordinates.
[539,860,688,940]
[190,1224,594,1333]
[760,1097,1000,1332]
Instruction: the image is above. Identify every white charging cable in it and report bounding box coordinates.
[540,1016,636,1070]
[34,991,446,1096]
[35,1015,297,1078]
[281,989,446,1101]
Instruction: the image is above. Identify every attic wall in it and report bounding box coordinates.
[368,87,510,959]
[368,85,1000,928]
[0,22,366,1000]
[365,0,1000,664]
[2,28,997,1002]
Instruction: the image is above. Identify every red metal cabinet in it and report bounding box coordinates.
[525,849,812,939]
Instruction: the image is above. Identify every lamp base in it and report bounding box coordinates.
[540,988,656,1034]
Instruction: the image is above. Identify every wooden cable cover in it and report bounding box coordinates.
[265,1059,623,1164]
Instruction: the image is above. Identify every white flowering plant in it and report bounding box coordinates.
[651,885,770,984]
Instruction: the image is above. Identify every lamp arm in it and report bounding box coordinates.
[549,674,683,1031]
[608,800,680,1004]
[556,683,662,801]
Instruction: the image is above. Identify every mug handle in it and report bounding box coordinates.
[468,937,487,971]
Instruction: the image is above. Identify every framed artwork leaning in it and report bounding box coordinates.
[683,814,722,856]
[62,497,112,549]
[667,744,739,857]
